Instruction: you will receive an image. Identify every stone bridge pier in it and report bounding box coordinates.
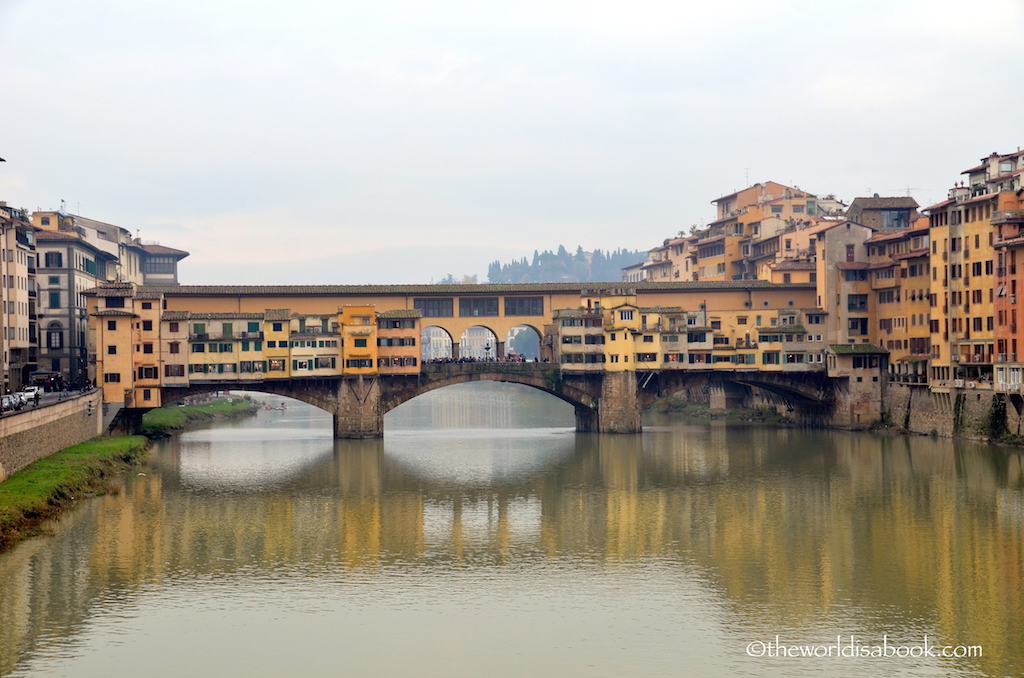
[326,376,383,439]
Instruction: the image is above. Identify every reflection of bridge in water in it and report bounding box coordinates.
[4,425,1023,676]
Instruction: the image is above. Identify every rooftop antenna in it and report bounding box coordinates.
[744,167,750,186]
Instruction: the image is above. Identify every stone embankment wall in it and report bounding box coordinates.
[0,391,104,481]
[886,384,996,439]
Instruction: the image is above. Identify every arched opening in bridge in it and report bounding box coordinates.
[504,324,541,361]
[386,382,574,431]
[459,326,500,361]
[421,326,454,361]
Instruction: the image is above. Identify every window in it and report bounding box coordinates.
[164,364,185,377]
[44,252,63,267]
[141,302,152,310]
[169,322,179,333]
[106,297,125,308]
[414,298,454,317]
[248,322,259,333]
[847,294,868,311]
[354,338,367,348]
[107,320,117,331]
[272,322,283,332]
[107,345,117,355]
[269,359,285,371]
[345,359,374,368]
[504,297,544,316]
[169,342,180,354]
[41,217,50,225]
[643,335,654,343]
[846,245,855,262]
[138,366,158,379]
[142,320,153,331]
[143,343,153,354]
[103,373,121,383]
[459,298,498,317]
[46,329,64,349]
[142,389,152,401]
[783,273,791,284]
[48,276,59,284]
[192,344,205,353]
[619,310,634,321]
[48,291,60,308]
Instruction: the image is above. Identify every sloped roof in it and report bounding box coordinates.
[829,344,888,354]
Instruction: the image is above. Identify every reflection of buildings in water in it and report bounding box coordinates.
[3,426,1024,677]
[429,385,513,429]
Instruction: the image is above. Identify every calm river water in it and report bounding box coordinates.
[1,383,1023,678]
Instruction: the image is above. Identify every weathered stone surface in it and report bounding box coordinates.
[0,392,103,481]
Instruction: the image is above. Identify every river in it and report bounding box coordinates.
[0,383,1022,677]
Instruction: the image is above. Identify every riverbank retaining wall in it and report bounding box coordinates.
[0,391,104,481]
[885,384,995,439]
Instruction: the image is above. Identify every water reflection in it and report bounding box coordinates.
[0,384,1022,678]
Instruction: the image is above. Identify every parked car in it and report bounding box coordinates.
[22,385,42,398]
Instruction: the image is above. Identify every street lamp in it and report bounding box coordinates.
[484,344,492,361]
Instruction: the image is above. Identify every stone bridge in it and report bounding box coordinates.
[140,363,840,438]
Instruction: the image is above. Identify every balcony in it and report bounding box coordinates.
[992,209,1024,225]
[998,267,1007,277]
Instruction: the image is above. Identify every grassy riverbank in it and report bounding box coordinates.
[142,396,259,436]
[0,435,148,553]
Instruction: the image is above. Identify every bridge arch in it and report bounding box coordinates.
[379,364,597,418]
[504,324,542,361]
[458,325,501,360]
[161,379,344,419]
[643,370,835,421]
[421,326,455,361]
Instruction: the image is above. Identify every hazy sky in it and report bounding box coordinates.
[2,0,1022,284]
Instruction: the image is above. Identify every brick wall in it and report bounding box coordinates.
[0,391,104,481]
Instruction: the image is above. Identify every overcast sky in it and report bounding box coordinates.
[2,0,1022,284]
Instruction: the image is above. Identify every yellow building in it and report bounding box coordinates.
[553,289,827,373]
[339,305,377,375]
[377,309,422,375]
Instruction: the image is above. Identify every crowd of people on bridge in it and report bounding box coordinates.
[425,354,548,365]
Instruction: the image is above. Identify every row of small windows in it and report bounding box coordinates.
[414,297,544,318]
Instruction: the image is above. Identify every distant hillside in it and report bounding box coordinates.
[486,246,645,283]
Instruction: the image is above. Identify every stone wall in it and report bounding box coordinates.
[0,391,104,481]
[598,370,641,433]
[885,383,995,438]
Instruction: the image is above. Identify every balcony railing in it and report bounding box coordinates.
[992,209,1024,225]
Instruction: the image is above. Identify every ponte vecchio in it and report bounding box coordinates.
[86,280,887,437]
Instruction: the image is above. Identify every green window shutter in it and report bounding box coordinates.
[248,322,259,333]
[194,323,206,334]
[254,341,262,351]
[292,360,297,371]
[331,357,336,369]
[241,341,249,351]
[222,323,233,337]
[218,364,225,373]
